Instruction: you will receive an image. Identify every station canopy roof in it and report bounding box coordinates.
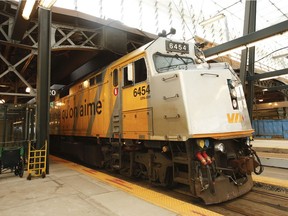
[1,0,286,105]
[49,0,288,82]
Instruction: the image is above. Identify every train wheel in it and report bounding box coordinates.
[19,161,24,178]
[27,173,32,180]
[41,171,46,178]
[14,168,19,176]
[19,170,24,178]
[207,165,215,194]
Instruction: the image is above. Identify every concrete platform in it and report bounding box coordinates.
[252,139,288,153]
[253,166,288,188]
[0,156,219,216]
[0,158,177,216]
[251,139,288,169]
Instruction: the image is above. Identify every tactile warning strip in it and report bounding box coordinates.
[51,155,221,216]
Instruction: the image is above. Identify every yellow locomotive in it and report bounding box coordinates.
[50,33,261,204]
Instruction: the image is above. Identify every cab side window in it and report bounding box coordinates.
[123,65,133,87]
[134,58,147,83]
[123,58,147,87]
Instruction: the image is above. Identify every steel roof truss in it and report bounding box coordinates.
[0,53,36,97]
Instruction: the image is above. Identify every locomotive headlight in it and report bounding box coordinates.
[230,89,237,98]
[228,79,237,88]
[232,99,238,109]
[214,143,225,153]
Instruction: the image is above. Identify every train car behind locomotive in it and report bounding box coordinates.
[50,32,262,204]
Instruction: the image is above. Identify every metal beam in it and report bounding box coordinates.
[203,20,288,57]
[262,85,288,92]
[0,53,36,94]
[255,101,288,110]
[0,39,36,50]
[247,68,288,81]
[0,92,35,97]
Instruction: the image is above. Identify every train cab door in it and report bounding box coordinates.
[121,57,153,140]
[111,68,122,139]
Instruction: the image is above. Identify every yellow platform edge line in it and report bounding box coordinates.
[253,175,288,188]
[50,155,222,216]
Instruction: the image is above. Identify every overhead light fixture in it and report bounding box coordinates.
[258,99,264,102]
[22,0,36,20]
[39,0,57,9]
[22,0,57,20]
[0,99,5,104]
[200,14,225,26]
[26,87,31,93]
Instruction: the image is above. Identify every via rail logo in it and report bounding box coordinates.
[227,113,244,123]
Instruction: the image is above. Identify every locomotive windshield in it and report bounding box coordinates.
[153,52,195,73]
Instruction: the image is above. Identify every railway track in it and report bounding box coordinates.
[114,171,288,215]
[208,187,288,216]
[103,167,288,215]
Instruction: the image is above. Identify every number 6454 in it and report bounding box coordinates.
[133,85,150,97]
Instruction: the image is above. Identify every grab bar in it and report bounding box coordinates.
[163,94,179,100]
[162,74,178,81]
[164,114,180,119]
[200,73,219,77]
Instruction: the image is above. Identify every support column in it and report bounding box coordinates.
[36,7,51,173]
[1,105,7,144]
[239,0,257,120]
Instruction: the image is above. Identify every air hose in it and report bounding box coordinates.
[249,147,264,175]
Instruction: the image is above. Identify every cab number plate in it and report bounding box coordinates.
[166,41,189,53]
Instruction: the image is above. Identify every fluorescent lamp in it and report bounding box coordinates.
[272,52,288,59]
[0,99,5,104]
[22,0,36,20]
[205,54,218,61]
[246,41,262,48]
[259,76,279,81]
[218,46,246,57]
[39,0,57,9]
[206,46,246,60]
[200,14,225,26]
